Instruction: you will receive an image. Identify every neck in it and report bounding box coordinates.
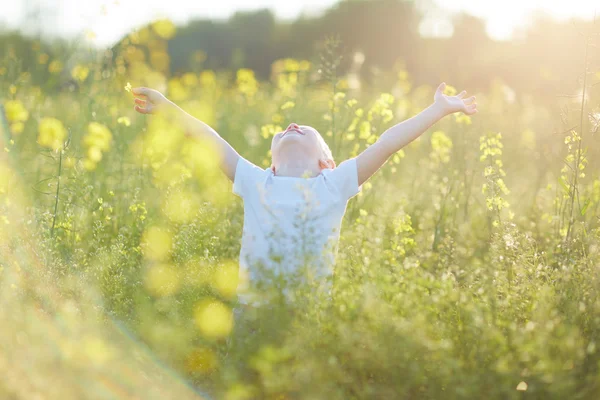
[274,159,321,178]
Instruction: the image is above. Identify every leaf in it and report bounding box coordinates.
[516,381,528,391]
[581,197,592,216]
[559,177,570,193]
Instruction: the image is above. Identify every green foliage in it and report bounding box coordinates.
[1,17,600,400]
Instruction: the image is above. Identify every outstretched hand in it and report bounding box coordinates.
[131,87,173,115]
[434,82,478,116]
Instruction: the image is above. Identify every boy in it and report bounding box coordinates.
[132,82,477,305]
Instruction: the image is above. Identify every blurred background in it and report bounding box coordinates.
[1,0,599,98]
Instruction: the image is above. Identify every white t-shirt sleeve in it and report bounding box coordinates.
[233,156,267,198]
[326,157,361,200]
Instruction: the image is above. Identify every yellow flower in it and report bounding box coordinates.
[185,347,217,374]
[124,82,132,93]
[48,60,63,74]
[147,38,168,52]
[87,146,103,162]
[199,70,216,87]
[117,116,131,126]
[142,226,172,261]
[167,78,188,102]
[454,113,472,125]
[236,68,258,97]
[10,122,24,135]
[430,131,453,165]
[85,122,112,151]
[162,189,200,224]
[128,28,147,45]
[150,51,170,72]
[194,298,233,339]
[151,19,177,39]
[281,101,295,110]
[181,72,198,87]
[145,263,181,297]
[81,122,112,169]
[299,60,311,71]
[283,58,300,72]
[443,84,457,96]
[260,124,282,139]
[71,65,89,82]
[4,100,29,123]
[124,46,146,63]
[38,118,67,150]
[212,262,240,299]
[83,159,97,171]
[37,53,49,64]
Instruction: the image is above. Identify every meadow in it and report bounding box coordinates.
[1,19,600,400]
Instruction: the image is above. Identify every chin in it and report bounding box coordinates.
[275,142,316,159]
[277,134,306,149]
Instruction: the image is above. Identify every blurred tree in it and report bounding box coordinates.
[2,0,597,99]
[169,19,234,73]
[168,0,420,79]
[169,9,276,77]
[445,13,491,91]
[319,0,420,73]
[229,9,276,73]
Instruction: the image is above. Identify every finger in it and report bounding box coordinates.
[463,96,476,105]
[457,90,467,99]
[134,97,146,106]
[437,82,446,94]
[131,87,150,97]
[132,87,149,96]
[133,93,148,101]
[134,104,152,114]
[465,104,477,114]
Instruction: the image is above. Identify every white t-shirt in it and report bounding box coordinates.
[232,156,361,304]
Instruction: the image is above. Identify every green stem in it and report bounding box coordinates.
[330,67,339,155]
[565,35,590,244]
[50,148,63,238]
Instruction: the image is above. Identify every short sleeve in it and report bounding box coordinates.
[233,156,267,198]
[324,157,361,200]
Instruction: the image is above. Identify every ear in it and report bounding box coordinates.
[318,159,336,170]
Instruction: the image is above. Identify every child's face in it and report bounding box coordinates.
[271,123,324,167]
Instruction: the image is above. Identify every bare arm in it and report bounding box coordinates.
[170,105,240,181]
[356,82,477,186]
[132,87,240,182]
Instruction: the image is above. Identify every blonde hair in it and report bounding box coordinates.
[314,128,336,169]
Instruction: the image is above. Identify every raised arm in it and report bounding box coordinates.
[132,87,240,182]
[355,82,477,186]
